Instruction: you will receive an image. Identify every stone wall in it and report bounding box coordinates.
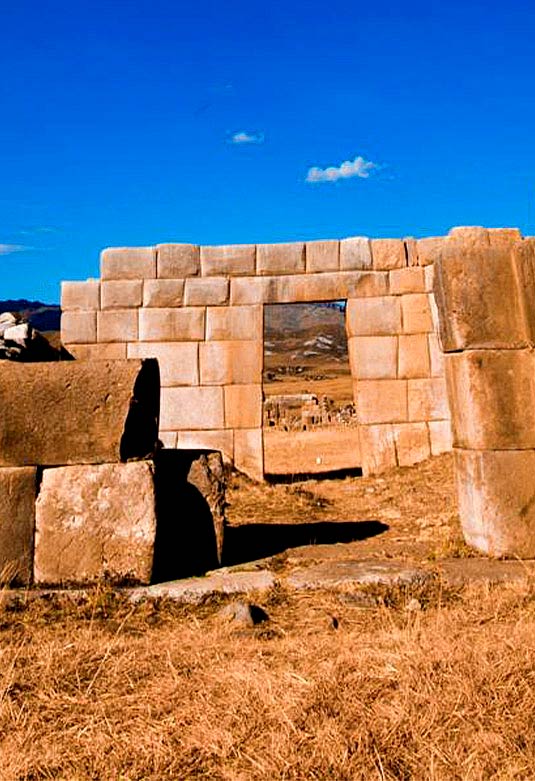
[61,231,501,478]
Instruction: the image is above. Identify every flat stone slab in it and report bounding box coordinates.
[437,558,535,586]
[285,559,430,590]
[128,569,275,604]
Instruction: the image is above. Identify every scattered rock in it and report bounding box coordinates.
[406,598,422,612]
[0,312,61,361]
[217,600,269,628]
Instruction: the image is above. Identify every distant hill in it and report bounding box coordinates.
[0,300,61,332]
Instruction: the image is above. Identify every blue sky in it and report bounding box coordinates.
[2,0,535,301]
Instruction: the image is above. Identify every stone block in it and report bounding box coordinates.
[97,309,138,342]
[127,341,199,386]
[454,448,535,558]
[160,386,224,430]
[138,307,205,341]
[428,420,452,456]
[256,242,305,276]
[339,237,372,270]
[401,293,433,334]
[186,451,226,565]
[159,431,177,448]
[61,280,100,311]
[184,277,229,306]
[408,377,449,422]
[424,265,434,292]
[67,343,127,360]
[0,467,36,585]
[415,237,446,266]
[389,267,425,295]
[234,428,263,481]
[230,277,274,305]
[200,244,255,276]
[305,240,339,272]
[101,247,156,280]
[200,341,263,385]
[433,236,535,351]
[398,334,430,379]
[175,430,234,463]
[346,296,402,336]
[358,423,397,476]
[348,336,397,380]
[34,462,157,585]
[445,349,535,449]
[143,279,184,307]
[0,359,160,466]
[206,305,263,341]
[428,333,444,377]
[157,244,200,278]
[61,311,97,345]
[355,379,408,424]
[224,384,262,428]
[404,238,419,267]
[393,422,430,467]
[371,239,406,270]
[101,280,143,310]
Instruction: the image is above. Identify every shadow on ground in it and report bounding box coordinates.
[222,520,389,567]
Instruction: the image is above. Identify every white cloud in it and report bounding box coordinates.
[229,130,265,145]
[306,155,379,183]
[0,244,28,255]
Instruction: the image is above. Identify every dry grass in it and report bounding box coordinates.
[2,579,535,780]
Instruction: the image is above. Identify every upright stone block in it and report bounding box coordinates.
[401,293,433,334]
[445,350,535,449]
[127,342,199,386]
[348,336,397,379]
[371,239,406,270]
[143,279,184,308]
[355,379,408,424]
[200,244,255,276]
[67,343,127,360]
[184,277,229,306]
[138,307,205,341]
[428,420,452,455]
[256,242,305,276]
[224,384,263,428]
[393,423,430,467]
[160,386,224,430]
[97,309,138,342]
[358,424,397,475]
[398,334,430,379]
[157,244,200,278]
[0,360,160,466]
[305,240,339,272]
[200,341,263,385]
[346,297,402,336]
[101,280,143,309]
[34,462,157,585]
[101,247,156,280]
[407,378,449,422]
[61,311,97,345]
[234,428,263,481]
[389,267,425,295]
[454,449,535,558]
[61,280,100,311]
[415,237,446,266]
[0,467,36,585]
[206,305,263,341]
[339,237,372,270]
[175,430,234,463]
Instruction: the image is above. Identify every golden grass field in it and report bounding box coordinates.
[2,455,535,780]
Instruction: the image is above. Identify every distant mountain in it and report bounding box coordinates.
[0,300,61,332]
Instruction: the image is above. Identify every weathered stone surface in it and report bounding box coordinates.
[230,272,387,305]
[101,247,156,280]
[67,343,127,360]
[427,333,444,377]
[401,293,433,334]
[393,422,430,467]
[264,428,360,475]
[61,280,100,311]
[0,467,36,585]
[389,267,425,294]
[356,379,408,424]
[0,359,160,466]
[398,334,430,379]
[101,280,143,309]
[176,429,234,462]
[187,452,226,564]
[160,386,224,430]
[127,341,199,386]
[200,244,255,276]
[129,570,275,604]
[346,296,402,336]
[97,309,138,342]
[256,242,305,276]
[339,237,372,270]
[415,237,446,266]
[286,559,429,590]
[143,279,185,308]
[438,557,535,586]
[408,377,449,422]
[305,240,339,272]
[348,336,397,379]
[371,239,406,270]
[138,307,205,341]
[206,305,263,341]
[234,428,263,481]
[445,350,535,449]
[358,423,397,475]
[434,236,535,351]
[428,420,452,456]
[184,277,229,306]
[199,341,263,385]
[34,462,157,585]
[454,448,535,558]
[224,384,263,428]
[156,244,200,278]
[61,311,97,345]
